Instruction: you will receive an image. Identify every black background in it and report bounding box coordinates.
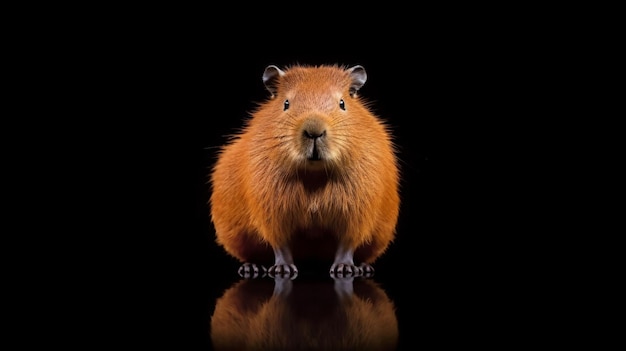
[53,8,563,349]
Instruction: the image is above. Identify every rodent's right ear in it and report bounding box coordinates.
[262,65,285,97]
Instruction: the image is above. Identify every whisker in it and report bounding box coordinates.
[327,134,371,142]
[283,111,299,122]
[330,120,363,127]
[280,121,298,129]
[256,139,293,152]
[254,135,292,142]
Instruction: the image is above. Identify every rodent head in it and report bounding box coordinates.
[252,64,371,173]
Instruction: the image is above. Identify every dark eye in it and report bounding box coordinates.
[339,99,345,110]
[283,99,290,111]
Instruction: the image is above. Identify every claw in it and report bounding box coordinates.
[238,263,267,279]
[330,263,362,278]
[330,263,375,278]
[268,264,298,279]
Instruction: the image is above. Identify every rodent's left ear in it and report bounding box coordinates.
[348,65,367,97]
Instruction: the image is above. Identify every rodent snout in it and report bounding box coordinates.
[303,129,326,139]
[301,118,327,140]
[299,117,330,163]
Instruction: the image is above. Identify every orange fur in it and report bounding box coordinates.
[210,64,400,270]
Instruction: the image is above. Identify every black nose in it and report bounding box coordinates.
[303,130,326,139]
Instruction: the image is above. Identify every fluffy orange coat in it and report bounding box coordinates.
[210,64,400,272]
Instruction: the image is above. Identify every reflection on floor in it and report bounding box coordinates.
[210,276,398,351]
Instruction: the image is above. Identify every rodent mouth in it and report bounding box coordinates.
[308,144,322,161]
[304,139,326,162]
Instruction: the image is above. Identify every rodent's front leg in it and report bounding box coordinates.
[330,244,375,278]
[268,246,298,279]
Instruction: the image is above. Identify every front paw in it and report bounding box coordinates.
[268,264,298,279]
[238,263,267,279]
[330,263,363,278]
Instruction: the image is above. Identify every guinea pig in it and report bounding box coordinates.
[209,64,400,277]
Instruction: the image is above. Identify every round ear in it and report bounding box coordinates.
[262,65,285,97]
[348,65,367,97]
